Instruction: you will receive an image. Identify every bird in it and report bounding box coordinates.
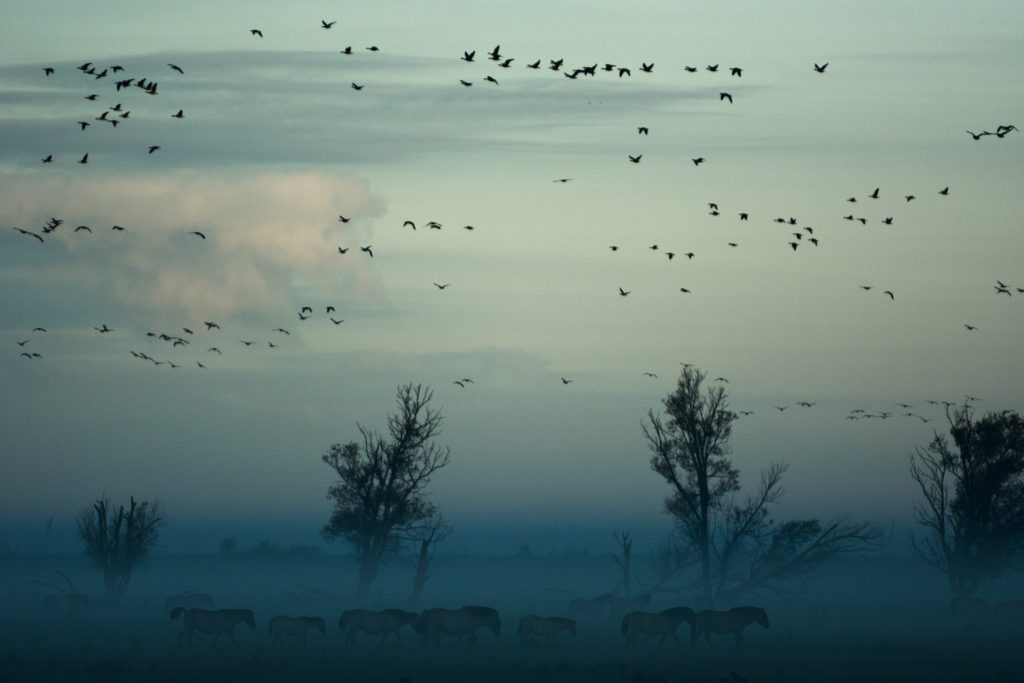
[553,178,572,183]
[360,245,373,257]
[74,225,92,233]
[638,126,649,135]
[426,221,442,230]
[461,50,475,62]
[78,153,89,164]
[321,19,336,28]
[43,67,54,76]
[685,252,695,259]
[167,63,184,74]
[204,321,220,330]
[609,245,619,251]
[640,62,654,73]
[77,121,90,130]
[147,145,160,154]
[340,46,353,55]
[882,217,893,225]
[94,324,112,333]
[188,230,206,239]
[692,157,705,166]
[728,242,739,247]
[41,154,53,163]
[330,317,345,325]
[403,220,416,230]
[679,287,691,293]
[338,215,350,223]
[739,213,749,220]
[905,195,915,202]
[13,227,44,243]
[789,242,799,251]
[250,28,263,37]
[172,109,184,119]
[351,83,364,90]
[939,186,949,195]
[643,372,658,378]
[453,380,466,388]
[713,377,729,383]
[869,187,880,199]
[706,64,719,72]
[883,290,895,300]
[337,247,349,254]
[730,67,742,77]
[618,287,630,296]
[488,45,501,61]
[300,306,313,315]
[617,67,631,77]
[433,282,451,290]
[813,62,829,73]
[484,75,498,85]
[460,80,472,86]
[84,93,98,100]
[964,324,977,331]
[498,58,513,68]
[628,154,642,163]
[966,130,990,140]
[720,92,733,103]
[561,377,573,384]
[272,328,290,335]
[326,306,335,314]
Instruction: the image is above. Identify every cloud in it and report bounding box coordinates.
[0,169,385,324]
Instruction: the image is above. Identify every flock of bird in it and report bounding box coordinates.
[6,17,1020,430]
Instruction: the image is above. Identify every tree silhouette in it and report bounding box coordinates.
[409,512,452,606]
[909,402,1024,599]
[321,383,451,598]
[643,366,880,603]
[76,495,164,605]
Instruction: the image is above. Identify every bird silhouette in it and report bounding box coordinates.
[619,287,630,296]
[403,220,416,230]
[720,92,733,103]
[172,109,184,119]
[204,321,220,330]
[640,62,654,73]
[869,187,880,199]
[360,245,373,257]
[74,225,92,233]
[730,67,742,76]
[41,154,53,163]
[13,227,44,243]
[460,80,472,86]
[330,317,345,325]
[814,62,829,73]
[966,130,991,140]
[461,50,475,62]
[251,29,263,37]
[883,290,895,300]
[561,377,573,384]
[433,282,451,290]
[939,186,949,195]
[148,145,160,154]
[692,157,705,166]
[321,20,336,28]
[488,45,501,60]
[638,126,649,135]
[94,324,112,333]
[338,215,350,223]
[351,83,364,90]
[340,46,353,55]
[484,75,498,85]
[679,287,691,293]
[188,231,206,239]
[527,60,541,69]
[706,64,719,72]
[167,63,184,74]
[337,247,349,254]
[78,153,89,164]
[628,154,642,163]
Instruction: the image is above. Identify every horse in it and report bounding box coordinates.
[164,591,214,614]
[42,593,89,617]
[689,606,769,646]
[269,615,326,648]
[621,606,693,646]
[517,615,576,644]
[338,608,419,645]
[610,593,652,618]
[416,606,501,646]
[170,607,255,647]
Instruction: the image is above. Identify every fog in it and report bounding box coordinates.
[3,547,1023,682]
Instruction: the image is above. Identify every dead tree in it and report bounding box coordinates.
[611,530,633,596]
[76,495,164,605]
[409,513,452,606]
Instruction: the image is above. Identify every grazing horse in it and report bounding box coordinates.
[269,615,326,648]
[517,615,576,644]
[689,606,769,646]
[416,606,501,646]
[164,591,213,614]
[621,606,693,646]
[338,608,419,644]
[170,607,255,647]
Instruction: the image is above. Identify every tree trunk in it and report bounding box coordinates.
[357,551,381,599]
[410,539,431,605]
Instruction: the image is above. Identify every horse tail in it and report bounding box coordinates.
[170,606,184,621]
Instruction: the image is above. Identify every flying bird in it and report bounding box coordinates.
[188,230,206,239]
[351,83,364,90]
[720,92,733,103]
[338,215,350,223]
[321,20,336,29]
[706,64,719,72]
[360,245,373,257]
[172,109,184,118]
[167,63,184,74]
[461,50,475,62]
[692,157,705,166]
[638,126,649,135]
[628,154,642,163]
[78,153,89,164]
[41,154,53,163]
[433,282,451,290]
[337,246,349,254]
[640,62,654,73]
[814,62,829,73]
[561,377,573,385]
[251,29,263,37]
[12,227,44,243]
[147,145,160,154]
[883,290,895,300]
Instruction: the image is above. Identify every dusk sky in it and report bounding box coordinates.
[1,0,1022,554]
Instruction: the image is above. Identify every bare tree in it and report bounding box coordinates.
[321,383,451,598]
[409,512,452,606]
[76,495,164,605]
[643,366,880,603]
[909,403,1024,599]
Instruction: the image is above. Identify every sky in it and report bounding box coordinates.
[1,0,1022,555]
